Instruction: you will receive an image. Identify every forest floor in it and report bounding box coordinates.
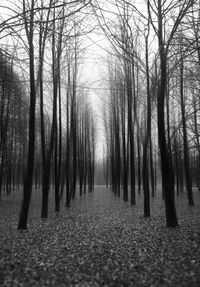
[0,186,200,287]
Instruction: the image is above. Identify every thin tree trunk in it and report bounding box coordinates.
[137,129,141,194]
[142,31,151,218]
[180,58,194,206]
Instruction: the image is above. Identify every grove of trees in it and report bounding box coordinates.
[97,0,200,227]
[0,0,200,229]
[0,0,95,229]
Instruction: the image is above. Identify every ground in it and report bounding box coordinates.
[0,186,200,286]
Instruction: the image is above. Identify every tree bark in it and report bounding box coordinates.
[18,0,36,229]
[157,0,178,227]
[180,58,194,206]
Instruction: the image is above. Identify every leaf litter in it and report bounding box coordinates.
[0,186,200,286]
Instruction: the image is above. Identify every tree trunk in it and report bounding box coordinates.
[137,130,141,194]
[180,59,194,206]
[18,1,36,229]
[157,0,178,227]
[157,57,178,227]
[142,32,151,218]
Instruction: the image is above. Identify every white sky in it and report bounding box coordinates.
[80,32,110,161]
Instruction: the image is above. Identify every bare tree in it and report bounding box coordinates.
[149,0,197,227]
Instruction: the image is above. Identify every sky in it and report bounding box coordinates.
[80,32,110,161]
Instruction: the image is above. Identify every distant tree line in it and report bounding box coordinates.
[0,50,28,196]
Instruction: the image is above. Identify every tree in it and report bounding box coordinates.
[179,51,195,206]
[148,0,197,227]
[18,0,37,230]
[142,18,151,218]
